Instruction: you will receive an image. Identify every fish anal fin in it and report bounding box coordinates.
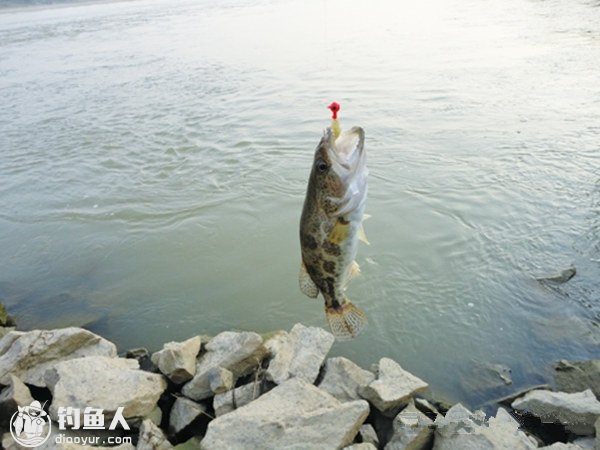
[299,262,319,298]
[358,223,370,245]
[349,260,361,281]
[325,301,367,340]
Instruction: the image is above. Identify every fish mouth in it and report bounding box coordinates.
[324,126,368,217]
[327,126,365,170]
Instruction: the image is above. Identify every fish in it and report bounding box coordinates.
[299,122,369,340]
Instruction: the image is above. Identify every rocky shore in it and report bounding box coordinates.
[0,311,599,449]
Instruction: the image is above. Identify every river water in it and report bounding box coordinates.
[1,0,599,407]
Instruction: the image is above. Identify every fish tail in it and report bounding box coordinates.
[325,301,367,340]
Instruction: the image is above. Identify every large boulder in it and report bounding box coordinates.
[265,324,334,384]
[385,401,433,450]
[511,389,600,435]
[151,336,201,384]
[358,358,428,414]
[137,419,173,450]
[0,328,117,386]
[181,331,264,401]
[169,397,207,434]
[0,374,34,426]
[208,367,234,395]
[213,382,262,417]
[433,405,537,450]
[318,357,375,402]
[201,378,370,449]
[554,360,600,399]
[45,356,166,420]
[359,424,379,448]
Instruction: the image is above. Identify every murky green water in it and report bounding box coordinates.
[1,0,599,407]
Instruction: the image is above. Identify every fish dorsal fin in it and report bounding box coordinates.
[343,260,361,289]
[299,261,319,298]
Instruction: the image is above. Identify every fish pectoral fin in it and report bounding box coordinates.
[299,262,319,298]
[329,220,351,245]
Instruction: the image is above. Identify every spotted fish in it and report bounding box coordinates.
[299,125,368,339]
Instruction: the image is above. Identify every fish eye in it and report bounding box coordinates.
[315,159,328,173]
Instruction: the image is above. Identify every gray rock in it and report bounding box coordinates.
[0,328,117,387]
[263,331,292,384]
[345,444,378,450]
[145,405,162,427]
[385,401,433,450]
[208,367,234,394]
[496,384,552,406]
[511,389,600,435]
[414,397,440,417]
[359,424,379,447]
[182,331,263,401]
[539,444,588,450]
[440,402,484,423]
[537,266,576,284]
[169,397,207,434]
[596,417,599,450]
[573,437,596,449]
[555,360,600,399]
[125,347,149,359]
[137,419,173,450]
[172,437,202,449]
[125,347,154,372]
[45,356,166,420]
[0,374,34,426]
[201,378,370,450]
[359,358,428,413]
[265,324,335,385]
[433,405,537,450]
[151,336,201,384]
[461,360,512,394]
[318,357,375,402]
[213,382,262,416]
